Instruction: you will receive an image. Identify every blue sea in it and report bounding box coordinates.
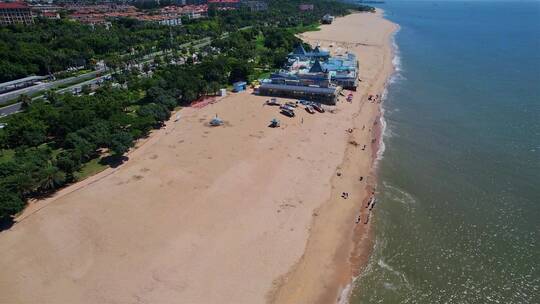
[350,1,540,303]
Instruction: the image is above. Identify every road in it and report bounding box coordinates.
[0,102,22,116]
[0,26,253,116]
[0,73,112,117]
[0,69,106,105]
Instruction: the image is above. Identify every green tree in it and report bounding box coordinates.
[81,84,92,95]
[0,187,25,220]
[2,116,47,148]
[108,131,134,157]
[37,163,66,192]
[18,94,32,110]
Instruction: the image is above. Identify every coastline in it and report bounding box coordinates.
[0,11,398,304]
[270,10,398,304]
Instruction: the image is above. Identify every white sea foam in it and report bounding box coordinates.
[375,113,387,164]
[383,181,418,206]
[375,29,403,164]
[337,277,357,304]
[378,259,411,288]
[336,238,387,304]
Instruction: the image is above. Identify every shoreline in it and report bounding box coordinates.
[270,10,398,304]
[0,11,398,304]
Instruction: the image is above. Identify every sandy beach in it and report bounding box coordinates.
[0,11,396,304]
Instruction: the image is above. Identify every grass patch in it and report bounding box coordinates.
[74,157,108,181]
[0,98,21,108]
[290,23,321,34]
[126,104,141,113]
[0,149,15,164]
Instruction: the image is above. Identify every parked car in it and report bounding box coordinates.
[280,108,295,117]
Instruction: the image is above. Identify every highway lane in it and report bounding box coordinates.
[0,102,22,117]
[0,69,106,105]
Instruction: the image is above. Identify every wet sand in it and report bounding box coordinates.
[271,10,397,304]
[0,11,397,304]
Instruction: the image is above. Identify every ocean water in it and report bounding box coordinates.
[350,1,540,303]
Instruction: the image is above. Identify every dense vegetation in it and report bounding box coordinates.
[0,0,371,82]
[0,0,373,221]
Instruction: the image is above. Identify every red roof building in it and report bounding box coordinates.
[0,1,34,25]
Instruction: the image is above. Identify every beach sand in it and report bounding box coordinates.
[0,11,396,304]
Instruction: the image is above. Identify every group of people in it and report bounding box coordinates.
[368,94,381,103]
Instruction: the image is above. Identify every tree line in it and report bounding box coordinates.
[0,0,371,83]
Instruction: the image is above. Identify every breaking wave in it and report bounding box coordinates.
[383,181,418,206]
[376,28,402,164]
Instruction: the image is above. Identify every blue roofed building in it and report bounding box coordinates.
[257,44,359,105]
[289,45,330,61]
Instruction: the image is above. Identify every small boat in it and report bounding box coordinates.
[305,106,315,114]
[209,115,223,126]
[269,118,280,128]
[280,108,295,117]
[312,103,325,113]
[266,98,280,106]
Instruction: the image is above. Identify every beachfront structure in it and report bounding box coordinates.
[322,14,334,24]
[289,45,330,61]
[0,2,34,25]
[259,80,341,105]
[258,45,358,104]
[281,50,359,89]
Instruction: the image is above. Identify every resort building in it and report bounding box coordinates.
[259,80,341,105]
[66,4,208,25]
[0,2,34,25]
[299,4,314,11]
[258,45,359,105]
[243,1,267,12]
[280,46,359,89]
[208,0,241,10]
[289,44,330,61]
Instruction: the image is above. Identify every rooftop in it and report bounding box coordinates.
[0,2,30,9]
